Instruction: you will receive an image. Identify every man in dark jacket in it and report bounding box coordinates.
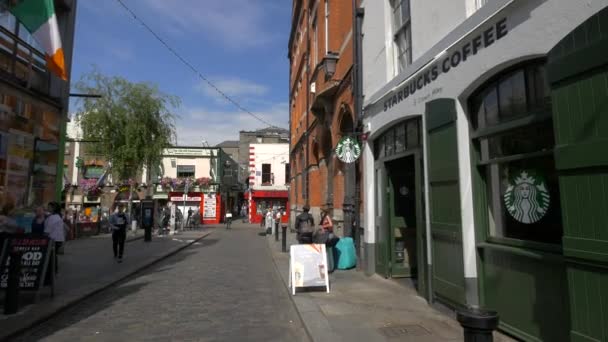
[109,204,129,263]
[295,205,315,244]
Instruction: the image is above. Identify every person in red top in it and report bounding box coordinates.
[320,208,333,232]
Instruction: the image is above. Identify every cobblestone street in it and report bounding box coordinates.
[12,225,309,342]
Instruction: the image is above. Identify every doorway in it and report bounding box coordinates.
[384,153,424,281]
[374,117,427,297]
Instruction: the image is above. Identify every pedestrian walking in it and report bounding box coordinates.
[187,207,193,228]
[44,202,65,273]
[295,205,314,244]
[265,209,273,235]
[31,206,46,235]
[260,209,265,228]
[109,203,129,263]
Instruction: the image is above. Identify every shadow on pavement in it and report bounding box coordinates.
[3,234,214,341]
[10,282,151,342]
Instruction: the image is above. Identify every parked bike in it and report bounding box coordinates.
[225,213,232,229]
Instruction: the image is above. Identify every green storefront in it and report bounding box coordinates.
[364,3,608,341]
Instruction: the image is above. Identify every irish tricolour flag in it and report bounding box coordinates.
[9,0,67,80]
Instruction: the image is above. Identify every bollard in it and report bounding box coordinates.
[275,222,279,241]
[4,251,22,315]
[144,226,152,242]
[456,307,499,342]
[281,225,287,252]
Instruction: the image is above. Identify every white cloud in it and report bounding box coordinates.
[196,77,269,104]
[136,0,282,49]
[174,102,288,146]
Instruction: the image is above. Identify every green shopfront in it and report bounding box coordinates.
[362,1,608,341]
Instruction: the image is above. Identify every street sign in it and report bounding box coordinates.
[289,244,330,295]
[335,136,361,163]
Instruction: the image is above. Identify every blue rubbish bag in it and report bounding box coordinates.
[334,237,356,270]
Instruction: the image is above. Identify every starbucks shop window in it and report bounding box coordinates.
[470,61,562,246]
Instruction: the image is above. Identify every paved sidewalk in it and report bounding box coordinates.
[0,228,211,340]
[266,229,516,342]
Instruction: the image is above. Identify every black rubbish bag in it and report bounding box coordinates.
[313,230,339,247]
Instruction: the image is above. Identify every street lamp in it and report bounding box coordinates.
[322,52,339,80]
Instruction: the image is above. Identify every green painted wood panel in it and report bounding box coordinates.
[482,248,569,342]
[375,166,390,278]
[425,98,465,306]
[548,7,608,341]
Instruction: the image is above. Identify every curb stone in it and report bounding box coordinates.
[265,235,341,342]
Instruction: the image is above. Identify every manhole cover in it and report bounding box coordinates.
[378,324,430,338]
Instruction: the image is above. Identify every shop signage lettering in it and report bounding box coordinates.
[0,237,51,290]
[384,18,508,112]
[170,196,202,202]
[164,148,215,157]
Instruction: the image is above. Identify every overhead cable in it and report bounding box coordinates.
[114,0,284,129]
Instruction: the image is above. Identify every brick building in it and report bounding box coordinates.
[288,0,360,236]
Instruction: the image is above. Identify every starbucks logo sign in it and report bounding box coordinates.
[335,136,361,163]
[503,170,550,224]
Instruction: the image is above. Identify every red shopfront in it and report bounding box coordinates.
[169,192,222,225]
[248,190,289,224]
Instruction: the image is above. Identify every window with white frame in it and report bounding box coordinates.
[391,0,412,74]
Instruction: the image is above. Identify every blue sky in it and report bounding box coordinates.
[70,0,291,146]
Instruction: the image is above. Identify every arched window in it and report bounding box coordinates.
[470,61,562,245]
[374,118,420,160]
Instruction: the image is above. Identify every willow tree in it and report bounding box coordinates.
[75,69,179,188]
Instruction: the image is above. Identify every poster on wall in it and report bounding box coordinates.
[203,194,216,218]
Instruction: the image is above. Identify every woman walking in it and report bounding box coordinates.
[44,202,65,274]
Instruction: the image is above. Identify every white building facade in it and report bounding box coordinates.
[360,0,608,340]
[247,143,290,224]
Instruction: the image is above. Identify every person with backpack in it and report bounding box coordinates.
[109,203,129,263]
[295,205,315,244]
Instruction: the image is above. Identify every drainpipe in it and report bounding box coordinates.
[305,12,310,208]
[351,1,364,246]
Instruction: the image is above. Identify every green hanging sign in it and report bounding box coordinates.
[335,136,361,163]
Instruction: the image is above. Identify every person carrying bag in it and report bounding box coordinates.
[295,205,314,244]
[315,209,339,273]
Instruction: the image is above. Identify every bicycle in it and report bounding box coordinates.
[225,213,232,229]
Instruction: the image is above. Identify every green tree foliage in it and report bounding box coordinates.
[75,69,179,182]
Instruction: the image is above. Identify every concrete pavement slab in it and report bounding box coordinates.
[265,225,518,342]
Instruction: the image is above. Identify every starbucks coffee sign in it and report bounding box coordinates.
[504,171,550,224]
[335,136,361,163]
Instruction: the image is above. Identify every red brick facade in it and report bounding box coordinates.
[288,0,360,230]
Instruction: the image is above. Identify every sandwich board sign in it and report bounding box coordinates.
[0,236,54,300]
[289,244,330,295]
